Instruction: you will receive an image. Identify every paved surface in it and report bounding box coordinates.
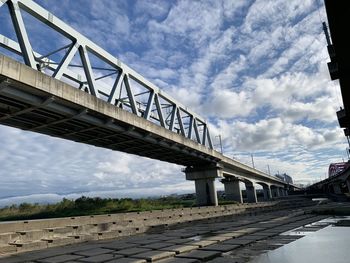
[0,209,330,263]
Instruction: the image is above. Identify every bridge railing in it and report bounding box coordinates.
[0,0,213,149]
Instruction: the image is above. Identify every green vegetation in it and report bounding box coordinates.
[0,196,193,221]
[0,196,238,221]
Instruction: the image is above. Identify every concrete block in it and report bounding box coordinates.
[199,244,240,252]
[141,242,173,250]
[159,244,199,254]
[36,254,84,263]
[43,237,75,248]
[16,230,47,242]
[163,238,193,245]
[73,247,115,257]
[102,242,137,251]
[175,250,221,261]
[114,247,151,256]
[201,235,232,242]
[44,227,73,238]
[10,240,48,252]
[69,234,95,243]
[127,238,160,245]
[131,251,176,262]
[187,240,217,248]
[77,253,123,262]
[222,238,254,246]
[0,244,17,254]
[105,258,146,263]
[0,232,20,245]
[92,230,119,240]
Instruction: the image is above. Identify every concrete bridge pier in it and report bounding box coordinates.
[277,188,284,197]
[347,179,350,193]
[332,183,342,194]
[185,166,221,207]
[245,181,257,203]
[262,184,272,201]
[221,177,243,203]
[271,186,279,198]
[280,187,286,197]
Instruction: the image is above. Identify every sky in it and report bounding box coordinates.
[0,0,347,206]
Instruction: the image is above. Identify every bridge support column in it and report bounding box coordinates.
[221,178,242,203]
[245,182,257,203]
[333,184,342,194]
[281,189,285,196]
[185,166,221,207]
[346,179,350,193]
[271,187,279,198]
[278,188,283,197]
[262,185,272,201]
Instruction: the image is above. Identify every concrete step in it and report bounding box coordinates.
[44,226,74,238]
[9,240,47,252]
[42,237,75,248]
[92,230,120,240]
[68,234,95,242]
[0,232,20,245]
[0,244,17,254]
[16,229,46,242]
[89,222,115,232]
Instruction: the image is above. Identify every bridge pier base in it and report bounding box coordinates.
[222,178,242,203]
[245,182,257,203]
[278,188,283,197]
[333,184,342,194]
[271,187,279,198]
[347,179,350,193]
[262,185,272,201]
[185,166,221,207]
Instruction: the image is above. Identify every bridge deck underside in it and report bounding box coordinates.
[0,77,216,167]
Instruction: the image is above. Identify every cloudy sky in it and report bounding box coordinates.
[0,0,347,205]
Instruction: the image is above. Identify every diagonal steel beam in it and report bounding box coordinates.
[78,46,97,97]
[143,90,155,120]
[193,118,201,144]
[7,0,37,69]
[154,94,165,127]
[169,105,176,131]
[123,74,139,116]
[52,42,79,79]
[176,108,185,136]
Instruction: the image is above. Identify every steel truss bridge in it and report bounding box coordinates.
[0,0,298,206]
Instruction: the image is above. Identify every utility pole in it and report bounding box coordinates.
[251,153,255,169]
[267,164,271,175]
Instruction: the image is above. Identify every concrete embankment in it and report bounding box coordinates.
[0,198,316,255]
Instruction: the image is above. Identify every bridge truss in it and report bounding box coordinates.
[0,0,213,149]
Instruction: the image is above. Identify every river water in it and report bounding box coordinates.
[250,217,350,263]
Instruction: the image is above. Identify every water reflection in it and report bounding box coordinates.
[250,217,350,263]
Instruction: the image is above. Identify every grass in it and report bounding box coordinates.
[0,196,238,221]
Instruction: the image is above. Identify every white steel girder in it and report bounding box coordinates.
[0,0,213,149]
